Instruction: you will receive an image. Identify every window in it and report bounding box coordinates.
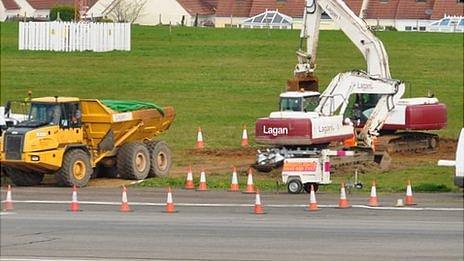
[459,19,464,26]
[241,10,293,29]
[440,18,450,26]
[28,103,61,125]
[458,0,464,3]
[252,14,265,22]
[280,97,302,112]
[416,0,426,2]
[303,96,319,112]
[405,26,412,31]
[419,26,426,31]
[60,102,81,128]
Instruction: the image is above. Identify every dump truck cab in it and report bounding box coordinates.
[1,96,175,187]
[2,97,83,169]
[1,97,86,185]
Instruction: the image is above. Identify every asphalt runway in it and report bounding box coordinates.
[1,187,463,260]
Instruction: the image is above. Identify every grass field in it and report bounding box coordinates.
[1,22,462,191]
[1,23,463,149]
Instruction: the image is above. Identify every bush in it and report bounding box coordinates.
[50,5,75,21]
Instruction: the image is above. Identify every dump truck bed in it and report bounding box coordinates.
[80,99,175,150]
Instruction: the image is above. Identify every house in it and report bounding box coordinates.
[0,0,98,21]
[207,0,464,31]
[87,0,217,26]
[3,0,463,32]
[1,0,21,21]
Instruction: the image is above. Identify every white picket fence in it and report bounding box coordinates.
[18,22,131,52]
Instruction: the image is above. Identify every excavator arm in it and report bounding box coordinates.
[298,0,403,148]
[299,0,391,78]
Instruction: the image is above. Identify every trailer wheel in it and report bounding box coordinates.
[287,179,303,194]
[146,140,172,177]
[55,149,92,187]
[117,142,150,180]
[3,167,44,186]
[303,183,319,193]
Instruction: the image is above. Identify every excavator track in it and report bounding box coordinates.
[375,132,439,153]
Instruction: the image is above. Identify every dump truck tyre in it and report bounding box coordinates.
[146,140,172,177]
[3,167,44,186]
[55,149,92,187]
[117,142,150,180]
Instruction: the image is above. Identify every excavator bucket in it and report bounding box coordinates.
[286,73,319,92]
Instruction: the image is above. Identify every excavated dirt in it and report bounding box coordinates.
[84,138,456,187]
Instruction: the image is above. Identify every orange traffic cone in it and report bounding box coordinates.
[2,185,14,211]
[196,169,208,191]
[196,127,204,149]
[228,166,240,192]
[69,185,80,212]
[308,184,319,211]
[119,185,132,212]
[241,125,249,147]
[184,166,195,190]
[253,188,265,214]
[164,187,177,213]
[368,180,379,207]
[404,180,416,206]
[338,182,350,208]
[242,168,256,194]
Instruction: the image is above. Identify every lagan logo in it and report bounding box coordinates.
[318,125,335,134]
[263,125,289,137]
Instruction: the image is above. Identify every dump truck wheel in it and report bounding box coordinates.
[117,142,150,180]
[146,140,172,177]
[55,149,92,187]
[3,167,44,186]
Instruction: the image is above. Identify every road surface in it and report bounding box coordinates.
[1,187,463,260]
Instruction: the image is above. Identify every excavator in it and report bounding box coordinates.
[254,0,447,173]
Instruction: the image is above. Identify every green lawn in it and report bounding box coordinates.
[1,23,462,150]
[1,22,462,192]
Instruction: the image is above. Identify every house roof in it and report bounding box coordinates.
[216,0,254,17]
[214,0,463,20]
[177,0,218,15]
[26,0,98,10]
[363,0,401,19]
[248,0,306,18]
[395,0,435,19]
[431,0,464,19]
[1,0,20,10]
[344,0,363,16]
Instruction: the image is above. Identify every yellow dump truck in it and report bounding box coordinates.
[0,97,175,187]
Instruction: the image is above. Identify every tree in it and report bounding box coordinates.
[50,5,75,21]
[107,0,146,23]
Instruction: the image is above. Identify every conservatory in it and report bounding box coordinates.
[241,10,293,29]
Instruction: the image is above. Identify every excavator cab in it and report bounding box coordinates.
[279,92,320,112]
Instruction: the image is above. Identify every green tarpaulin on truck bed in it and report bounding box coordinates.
[101,100,165,116]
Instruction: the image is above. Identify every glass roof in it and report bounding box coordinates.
[242,10,293,26]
